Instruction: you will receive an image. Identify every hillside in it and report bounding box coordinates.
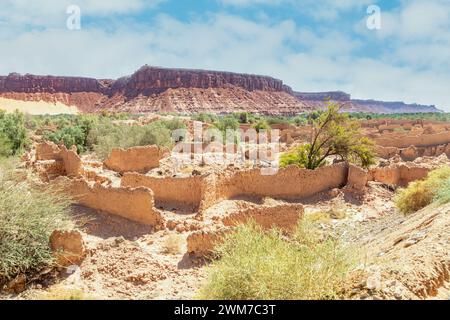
[0,66,441,115]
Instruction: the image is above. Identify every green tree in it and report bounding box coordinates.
[281,102,375,170]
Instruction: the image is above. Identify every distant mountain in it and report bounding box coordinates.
[293,91,441,114]
[0,66,441,115]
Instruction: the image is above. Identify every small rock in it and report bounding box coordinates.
[366,272,382,291]
[329,188,340,197]
[7,274,26,294]
[394,286,404,300]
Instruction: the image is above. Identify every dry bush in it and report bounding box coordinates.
[0,158,73,283]
[307,209,347,224]
[38,287,94,300]
[395,166,450,214]
[161,234,183,255]
[198,220,356,300]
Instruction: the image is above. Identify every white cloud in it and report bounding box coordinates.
[0,0,163,28]
[0,0,449,111]
[219,0,283,6]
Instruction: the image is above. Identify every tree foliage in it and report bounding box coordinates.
[280,102,375,170]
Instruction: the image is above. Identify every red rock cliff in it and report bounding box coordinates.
[0,66,441,114]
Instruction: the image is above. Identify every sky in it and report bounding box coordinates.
[0,0,449,111]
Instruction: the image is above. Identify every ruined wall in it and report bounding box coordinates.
[187,202,304,256]
[123,163,348,212]
[376,143,450,161]
[347,165,368,191]
[370,164,430,187]
[203,163,348,209]
[67,178,164,227]
[104,145,169,174]
[375,131,450,148]
[35,141,83,177]
[121,173,206,211]
[222,203,304,232]
[186,228,230,257]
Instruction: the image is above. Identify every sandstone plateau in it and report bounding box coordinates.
[0,66,441,115]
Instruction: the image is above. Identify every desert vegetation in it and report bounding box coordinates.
[35,113,185,158]
[1,106,450,301]
[280,103,375,169]
[0,158,73,285]
[395,166,450,214]
[199,220,356,300]
[0,110,29,157]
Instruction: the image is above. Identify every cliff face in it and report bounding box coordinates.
[293,91,350,101]
[117,66,293,97]
[0,73,112,94]
[0,66,442,114]
[294,91,441,114]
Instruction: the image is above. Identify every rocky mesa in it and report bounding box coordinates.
[0,66,441,115]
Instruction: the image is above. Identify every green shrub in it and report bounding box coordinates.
[395,166,450,214]
[279,144,324,169]
[198,221,355,300]
[192,113,218,124]
[292,115,308,126]
[0,133,13,158]
[44,126,86,153]
[0,159,73,282]
[89,120,175,159]
[435,178,450,205]
[41,114,99,154]
[0,110,29,155]
[252,119,270,133]
[213,116,240,132]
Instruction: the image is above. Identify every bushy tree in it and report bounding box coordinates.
[280,102,375,170]
[0,110,29,156]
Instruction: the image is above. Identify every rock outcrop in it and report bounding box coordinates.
[0,66,441,115]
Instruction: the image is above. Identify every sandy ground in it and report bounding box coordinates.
[0,98,79,115]
[1,179,448,300]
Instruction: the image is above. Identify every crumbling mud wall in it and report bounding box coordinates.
[222,203,304,232]
[370,164,430,187]
[202,163,348,210]
[104,145,169,174]
[187,202,304,257]
[186,228,230,257]
[121,173,206,211]
[63,178,164,227]
[375,131,450,149]
[376,143,450,161]
[35,141,83,178]
[347,165,368,191]
[122,164,348,212]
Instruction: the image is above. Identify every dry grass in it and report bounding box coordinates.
[198,220,357,300]
[395,166,450,214]
[0,158,73,283]
[161,234,184,255]
[306,209,347,224]
[37,287,94,300]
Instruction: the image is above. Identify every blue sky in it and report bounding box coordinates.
[0,0,449,110]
